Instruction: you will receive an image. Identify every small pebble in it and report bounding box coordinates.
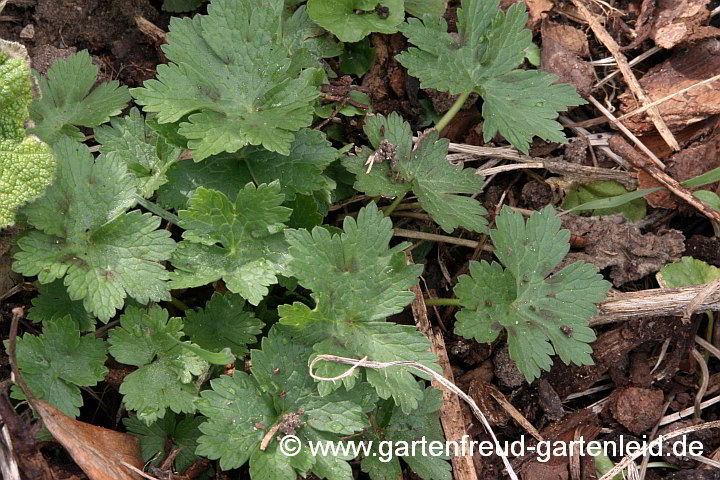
[19,24,35,40]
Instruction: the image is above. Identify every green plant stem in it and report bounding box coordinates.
[424,297,462,307]
[383,193,406,217]
[434,92,470,132]
[134,194,181,226]
[170,296,190,311]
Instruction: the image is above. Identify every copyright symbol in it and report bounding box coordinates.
[280,435,301,456]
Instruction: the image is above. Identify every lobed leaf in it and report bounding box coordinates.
[343,113,488,233]
[396,0,584,153]
[196,327,372,477]
[29,50,130,144]
[183,292,264,356]
[8,316,107,417]
[279,203,439,412]
[453,206,611,382]
[132,0,320,159]
[307,0,405,43]
[94,107,183,198]
[13,139,175,322]
[170,182,292,305]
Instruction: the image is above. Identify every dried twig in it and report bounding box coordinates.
[485,388,544,442]
[571,73,720,129]
[639,396,674,480]
[592,284,720,326]
[608,135,720,223]
[572,0,680,152]
[476,162,544,176]
[684,279,720,323]
[133,15,165,44]
[394,228,493,250]
[589,96,666,169]
[691,348,710,420]
[318,93,368,110]
[658,392,720,427]
[408,258,479,480]
[438,139,636,188]
[259,423,283,451]
[120,462,159,480]
[617,73,720,122]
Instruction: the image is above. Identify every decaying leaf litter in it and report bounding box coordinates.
[5,0,720,479]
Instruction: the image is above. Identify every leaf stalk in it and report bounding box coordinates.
[423,297,461,307]
[383,193,406,217]
[433,92,470,133]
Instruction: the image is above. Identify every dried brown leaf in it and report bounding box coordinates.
[33,399,144,480]
[502,0,554,27]
[541,21,595,97]
[639,120,720,208]
[560,214,685,286]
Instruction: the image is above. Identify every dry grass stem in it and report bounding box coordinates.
[572,0,679,151]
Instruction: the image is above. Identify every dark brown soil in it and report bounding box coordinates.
[4,1,720,479]
[0,0,167,86]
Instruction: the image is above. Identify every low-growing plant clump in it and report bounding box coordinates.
[4,0,661,478]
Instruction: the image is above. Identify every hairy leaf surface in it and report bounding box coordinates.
[343,113,487,233]
[361,387,451,480]
[396,0,584,152]
[453,206,610,382]
[13,139,175,321]
[170,182,292,305]
[9,316,107,417]
[279,203,438,412]
[196,327,374,478]
[0,40,55,228]
[132,0,320,159]
[29,51,130,144]
[94,107,182,198]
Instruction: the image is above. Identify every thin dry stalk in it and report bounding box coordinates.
[638,396,674,480]
[684,279,720,323]
[408,267,479,480]
[570,427,583,480]
[696,335,720,361]
[309,354,519,480]
[658,393,720,426]
[486,388,543,442]
[394,228,493,250]
[559,115,634,170]
[594,46,659,88]
[133,15,165,44]
[572,0,680,151]
[599,420,720,480]
[589,96,666,169]
[476,162,544,176]
[691,348,710,419]
[608,135,720,223]
[692,455,720,469]
[617,73,720,122]
[441,139,636,188]
[119,462,159,480]
[259,423,283,451]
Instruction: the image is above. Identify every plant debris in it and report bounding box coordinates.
[560,214,685,286]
